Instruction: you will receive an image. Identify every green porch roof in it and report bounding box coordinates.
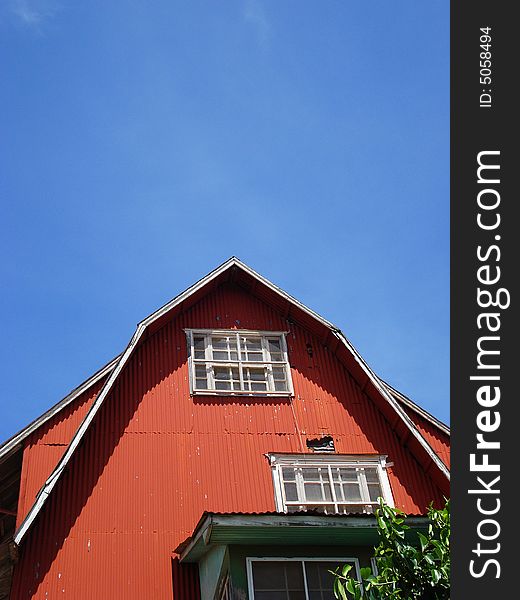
[176,512,430,563]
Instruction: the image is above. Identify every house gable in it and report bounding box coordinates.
[3,258,450,599]
[9,267,449,598]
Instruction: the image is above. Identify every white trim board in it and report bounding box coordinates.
[0,355,119,464]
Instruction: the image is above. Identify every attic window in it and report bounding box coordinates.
[185,329,293,396]
[269,454,394,515]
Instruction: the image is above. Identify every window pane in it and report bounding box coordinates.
[364,468,379,483]
[302,468,320,481]
[212,338,228,350]
[364,467,382,500]
[306,561,342,600]
[282,467,296,481]
[211,337,239,361]
[338,468,358,482]
[253,562,286,589]
[194,337,205,359]
[267,339,283,362]
[252,561,305,600]
[368,486,381,502]
[245,367,268,391]
[214,367,232,390]
[214,368,231,380]
[284,482,298,501]
[267,338,281,352]
[274,380,288,391]
[244,337,262,352]
[343,483,362,502]
[322,482,332,501]
[272,367,286,380]
[304,483,324,501]
[215,381,232,390]
[195,365,207,389]
[250,369,266,381]
[241,336,264,362]
[251,381,268,391]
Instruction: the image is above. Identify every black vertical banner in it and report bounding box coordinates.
[451,2,516,598]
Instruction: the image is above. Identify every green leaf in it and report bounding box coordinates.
[331,498,450,600]
[345,579,355,595]
[417,531,429,553]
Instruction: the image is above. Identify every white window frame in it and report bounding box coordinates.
[185,329,294,396]
[246,556,361,600]
[269,454,394,514]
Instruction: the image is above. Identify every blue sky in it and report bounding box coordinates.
[0,1,449,443]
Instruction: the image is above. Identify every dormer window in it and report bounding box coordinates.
[269,454,394,514]
[185,329,293,396]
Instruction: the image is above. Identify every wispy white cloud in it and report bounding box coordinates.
[243,0,272,50]
[3,0,59,28]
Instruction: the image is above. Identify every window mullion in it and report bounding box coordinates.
[205,335,214,390]
[280,334,293,395]
[262,336,275,392]
[301,561,310,600]
[295,467,305,508]
[278,465,288,513]
[236,333,245,391]
[328,465,339,512]
[358,468,370,506]
[189,331,195,393]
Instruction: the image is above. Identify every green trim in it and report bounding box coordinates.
[179,513,429,563]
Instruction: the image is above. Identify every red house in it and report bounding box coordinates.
[0,258,449,600]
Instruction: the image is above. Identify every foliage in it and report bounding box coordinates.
[332,499,450,600]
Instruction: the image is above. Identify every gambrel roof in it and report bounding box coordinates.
[1,257,449,547]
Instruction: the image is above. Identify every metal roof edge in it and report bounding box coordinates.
[0,355,119,464]
[334,331,450,483]
[381,381,450,436]
[177,512,431,561]
[14,257,241,545]
[13,256,449,546]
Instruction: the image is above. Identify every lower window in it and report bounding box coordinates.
[247,558,360,600]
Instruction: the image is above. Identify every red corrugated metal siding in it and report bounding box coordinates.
[172,560,200,600]
[16,378,105,527]
[403,406,450,469]
[12,282,448,599]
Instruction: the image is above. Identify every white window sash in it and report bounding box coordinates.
[186,329,292,395]
[271,455,394,512]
